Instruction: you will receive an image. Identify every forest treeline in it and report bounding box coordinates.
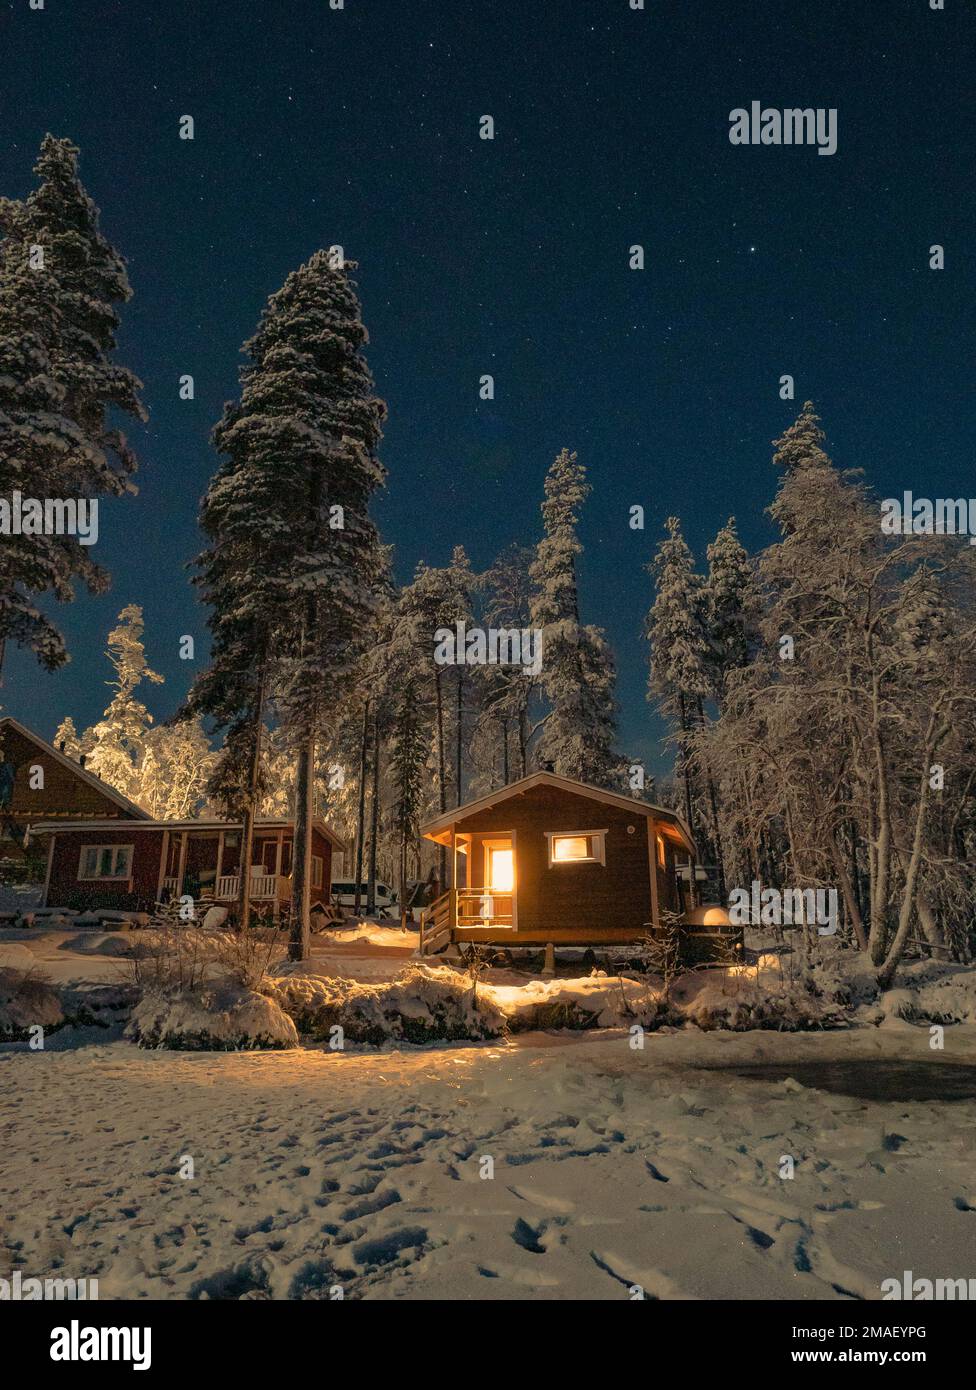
[2,137,973,978]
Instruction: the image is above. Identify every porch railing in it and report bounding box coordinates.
[420,887,515,954]
[216,873,283,901]
[456,888,513,928]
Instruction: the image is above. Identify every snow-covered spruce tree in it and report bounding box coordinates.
[0,136,144,679]
[82,604,163,801]
[246,252,387,959]
[645,516,711,869]
[529,449,620,787]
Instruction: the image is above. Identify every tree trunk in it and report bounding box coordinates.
[455,671,464,807]
[237,648,268,931]
[677,690,697,908]
[288,728,315,961]
[353,698,370,917]
[366,707,381,914]
[399,835,408,931]
[877,721,943,989]
[435,669,447,884]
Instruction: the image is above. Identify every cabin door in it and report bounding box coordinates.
[481,836,515,928]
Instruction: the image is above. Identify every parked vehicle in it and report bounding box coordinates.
[329,880,398,916]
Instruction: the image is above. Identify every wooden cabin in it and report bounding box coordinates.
[0,716,149,877]
[31,816,345,918]
[418,771,697,956]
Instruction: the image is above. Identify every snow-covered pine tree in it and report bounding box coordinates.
[704,516,760,702]
[0,140,132,679]
[645,516,711,878]
[83,604,163,801]
[529,449,620,787]
[24,136,146,497]
[223,252,387,959]
[52,716,82,759]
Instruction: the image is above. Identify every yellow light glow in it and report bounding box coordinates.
[489,848,514,892]
[552,835,589,861]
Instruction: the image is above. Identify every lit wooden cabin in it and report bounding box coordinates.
[419,771,697,956]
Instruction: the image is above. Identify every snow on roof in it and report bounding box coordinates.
[27,815,347,850]
[420,770,695,853]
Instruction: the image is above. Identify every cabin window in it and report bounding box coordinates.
[78,844,134,881]
[545,830,606,867]
[656,833,666,869]
[311,855,323,889]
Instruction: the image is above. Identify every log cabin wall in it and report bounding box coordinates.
[454,785,653,939]
[48,827,166,911]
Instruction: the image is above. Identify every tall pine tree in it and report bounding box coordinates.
[529,448,619,786]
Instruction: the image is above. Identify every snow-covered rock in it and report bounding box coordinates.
[126,982,298,1050]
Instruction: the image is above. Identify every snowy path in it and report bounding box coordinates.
[2,1026,974,1300]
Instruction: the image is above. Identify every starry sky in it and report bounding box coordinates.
[1,0,974,776]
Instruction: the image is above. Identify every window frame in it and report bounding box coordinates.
[78,843,135,882]
[544,829,607,868]
[311,854,323,890]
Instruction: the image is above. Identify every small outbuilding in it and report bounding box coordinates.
[418,770,700,956]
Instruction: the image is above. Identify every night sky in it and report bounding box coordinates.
[1,0,973,776]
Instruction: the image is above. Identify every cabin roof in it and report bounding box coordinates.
[0,715,152,821]
[420,770,696,853]
[27,816,347,850]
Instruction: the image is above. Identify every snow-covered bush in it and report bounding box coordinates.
[126,982,298,1050]
[61,983,140,1029]
[877,966,976,1026]
[500,974,667,1032]
[132,921,284,993]
[265,964,507,1044]
[681,972,845,1032]
[0,967,64,1040]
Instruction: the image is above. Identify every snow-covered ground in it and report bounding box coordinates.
[2,927,975,1301]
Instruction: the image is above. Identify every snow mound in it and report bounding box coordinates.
[488,974,665,1032]
[0,967,64,1040]
[265,964,506,1044]
[0,943,37,970]
[126,982,299,1050]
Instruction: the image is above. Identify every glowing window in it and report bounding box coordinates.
[656,834,666,869]
[546,830,606,867]
[488,847,514,892]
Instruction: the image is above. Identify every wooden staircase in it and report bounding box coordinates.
[420,890,453,955]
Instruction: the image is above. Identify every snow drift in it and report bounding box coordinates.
[126,982,298,1050]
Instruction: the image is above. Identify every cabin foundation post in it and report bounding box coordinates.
[541,942,555,978]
